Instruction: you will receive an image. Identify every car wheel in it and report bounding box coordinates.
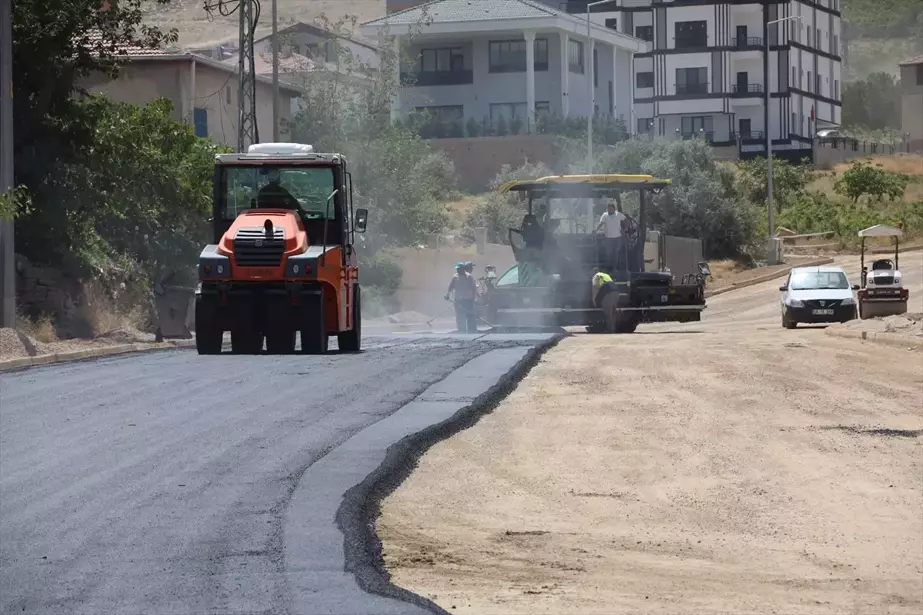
[782,309,797,329]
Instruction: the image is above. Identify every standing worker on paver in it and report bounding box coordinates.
[595,201,627,272]
[445,262,477,333]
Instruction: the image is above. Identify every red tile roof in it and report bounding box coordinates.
[899,55,923,66]
[84,30,181,57]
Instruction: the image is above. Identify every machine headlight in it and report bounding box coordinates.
[894,275,902,284]
[785,298,803,307]
[840,297,855,305]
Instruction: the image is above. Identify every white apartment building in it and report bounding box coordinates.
[561,0,842,156]
[363,0,649,132]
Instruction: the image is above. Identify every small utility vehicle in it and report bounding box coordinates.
[857,224,909,319]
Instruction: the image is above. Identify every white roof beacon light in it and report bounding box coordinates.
[246,143,315,156]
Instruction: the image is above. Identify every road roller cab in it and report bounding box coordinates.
[857,224,908,320]
[195,143,368,355]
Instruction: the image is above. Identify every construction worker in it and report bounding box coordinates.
[595,201,627,271]
[591,267,620,332]
[445,262,477,333]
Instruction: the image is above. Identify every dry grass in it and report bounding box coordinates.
[808,154,923,202]
[81,280,151,338]
[16,312,58,344]
[143,0,385,47]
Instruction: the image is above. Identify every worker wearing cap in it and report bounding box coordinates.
[445,262,477,333]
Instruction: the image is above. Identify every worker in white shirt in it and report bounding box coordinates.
[595,201,627,271]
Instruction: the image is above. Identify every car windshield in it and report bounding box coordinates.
[789,271,850,290]
[222,165,335,220]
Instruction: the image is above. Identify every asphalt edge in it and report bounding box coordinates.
[824,326,923,350]
[704,257,835,299]
[0,340,196,373]
[334,332,567,615]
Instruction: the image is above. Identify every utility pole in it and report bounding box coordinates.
[586,0,619,174]
[204,0,260,151]
[764,13,801,265]
[0,0,15,328]
[271,0,279,141]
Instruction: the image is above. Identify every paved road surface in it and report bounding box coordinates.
[0,334,550,615]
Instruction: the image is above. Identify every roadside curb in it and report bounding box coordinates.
[824,326,923,350]
[705,257,835,299]
[335,332,568,615]
[0,340,196,373]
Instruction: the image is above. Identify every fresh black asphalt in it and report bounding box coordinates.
[0,333,555,615]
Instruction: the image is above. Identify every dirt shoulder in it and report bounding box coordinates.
[0,327,164,362]
[377,329,923,614]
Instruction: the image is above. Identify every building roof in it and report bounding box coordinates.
[899,55,923,67]
[365,0,557,26]
[252,21,379,51]
[361,0,649,53]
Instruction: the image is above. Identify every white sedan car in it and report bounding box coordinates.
[779,265,860,329]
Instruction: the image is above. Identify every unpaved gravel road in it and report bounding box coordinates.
[377,253,923,614]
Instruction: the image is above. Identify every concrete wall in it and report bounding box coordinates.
[427,135,558,192]
[812,140,913,169]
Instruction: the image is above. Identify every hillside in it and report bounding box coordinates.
[142,0,385,48]
[842,0,922,80]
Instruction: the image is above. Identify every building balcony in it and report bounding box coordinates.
[400,70,473,87]
[739,130,765,142]
[676,83,709,95]
[681,131,714,141]
[730,37,763,48]
[732,83,763,95]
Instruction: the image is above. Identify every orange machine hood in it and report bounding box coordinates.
[218,209,307,256]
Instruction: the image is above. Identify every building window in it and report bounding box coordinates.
[675,21,707,49]
[792,112,797,134]
[807,70,812,92]
[806,26,812,48]
[412,105,464,123]
[488,39,548,73]
[832,34,839,55]
[420,47,466,73]
[791,67,796,87]
[815,73,822,94]
[635,25,653,41]
[637,118,654,134]
[834,79,839,99]
[193,107,208,137]
[636,71,654,88]
[815,29,821,47]
[568,39,584,73]
[605,18,617,30]
[681,115,713,138]
[535,101,551,118]
[676,67,707,95]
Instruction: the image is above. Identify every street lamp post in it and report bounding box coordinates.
[765,13,801,264]
[586,0,619,173]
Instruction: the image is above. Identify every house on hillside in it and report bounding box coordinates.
[899,56,923,151]
[83,48,304,149]
[383,0,843,158]
[194,22,381,88]
[360,0,649,133]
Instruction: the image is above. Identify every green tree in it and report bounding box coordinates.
[834,160,910,202]
[287,14,453,255]
[591,139,756,258]
[841,72,901,132]
[12,0,177,178]
[16,96,227,283]
[465,161,556,244]
[736,156,812,212]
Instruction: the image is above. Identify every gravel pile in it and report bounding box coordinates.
[0,328,48,360]
[836,312,923,337]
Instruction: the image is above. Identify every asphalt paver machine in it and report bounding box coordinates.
[479,174,706,333]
